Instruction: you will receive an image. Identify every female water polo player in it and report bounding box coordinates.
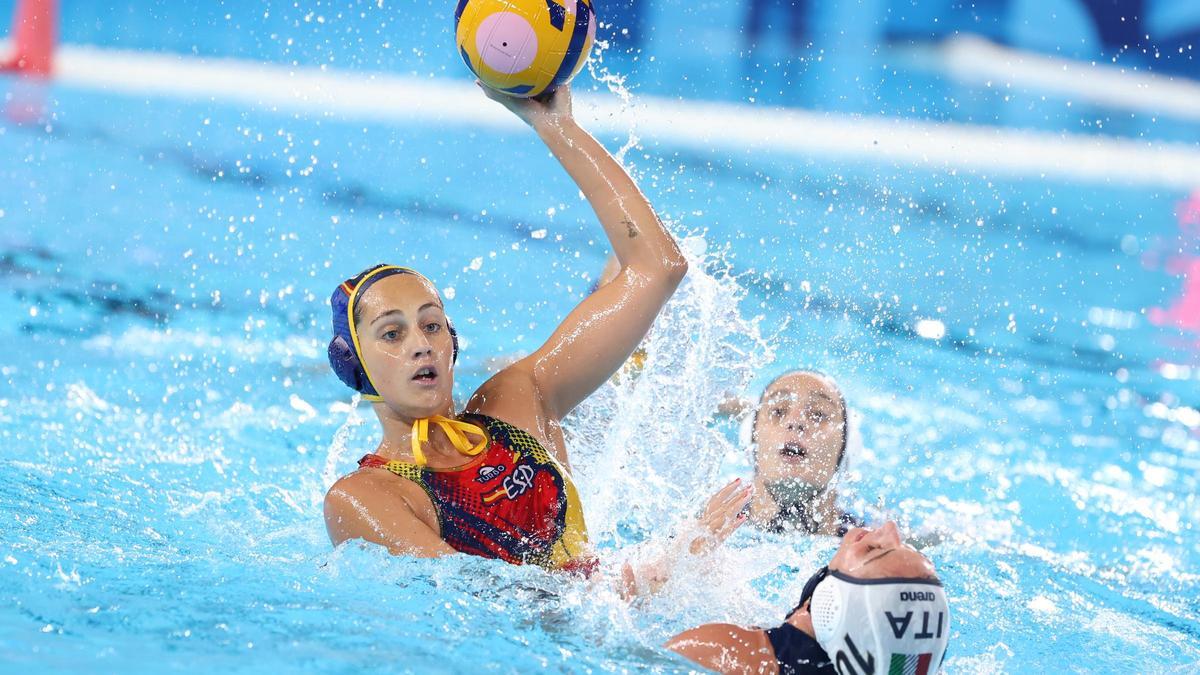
[322,84,752,581]
[744,371,861,536]
[666,521,951,674]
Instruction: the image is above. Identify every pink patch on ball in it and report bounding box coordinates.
[476,12,538,75]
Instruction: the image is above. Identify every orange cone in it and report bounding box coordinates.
[2,0,58,77]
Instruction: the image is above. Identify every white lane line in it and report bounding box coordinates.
[932,35,1200,124]
[16,43,1200,190]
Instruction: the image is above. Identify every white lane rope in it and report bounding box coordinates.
[9,42,1200,190]
[931,35,1200,125]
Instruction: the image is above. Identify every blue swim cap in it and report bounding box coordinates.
[327,265,458,401]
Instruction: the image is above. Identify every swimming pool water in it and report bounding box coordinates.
[2,1,1200,673]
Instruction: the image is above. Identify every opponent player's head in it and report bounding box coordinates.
[752,371,848,501]
[793,522,951,674]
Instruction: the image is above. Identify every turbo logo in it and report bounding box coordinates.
[476,464,505,483]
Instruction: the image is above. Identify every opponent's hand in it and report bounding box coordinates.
[615,479,752,600]
[688,478,754,556]
[477,80,574,130]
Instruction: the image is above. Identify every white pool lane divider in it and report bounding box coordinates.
[930,35,1200,125]
[16,42,1200,190]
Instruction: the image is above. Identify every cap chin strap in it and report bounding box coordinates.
[411,415,489,467]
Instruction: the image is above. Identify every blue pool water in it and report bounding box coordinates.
[3,1,1200,673]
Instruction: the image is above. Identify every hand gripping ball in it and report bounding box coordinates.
[455,0,596,98]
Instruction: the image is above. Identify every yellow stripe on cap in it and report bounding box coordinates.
[345,265,413,402]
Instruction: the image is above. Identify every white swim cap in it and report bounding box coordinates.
[810,570,950,675]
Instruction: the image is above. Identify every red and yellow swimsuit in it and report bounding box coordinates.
[358,414,594,574]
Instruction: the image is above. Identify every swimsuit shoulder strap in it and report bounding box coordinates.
[467,413,553,464]
[357,453,423,483]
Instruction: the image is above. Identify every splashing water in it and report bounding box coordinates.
[564,233,775,541]
[584,35,641,165]
[5,3,1200,668]
[322,395,365,491]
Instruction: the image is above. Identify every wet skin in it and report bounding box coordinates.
[664,522,937,674]
[324,85,764,593]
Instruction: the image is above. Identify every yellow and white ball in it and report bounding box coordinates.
[455,0,596,98]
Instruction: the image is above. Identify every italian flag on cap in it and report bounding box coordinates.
[889,653,933,675]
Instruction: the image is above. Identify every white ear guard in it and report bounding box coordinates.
[810,571,950,675]
[738,412,756,449]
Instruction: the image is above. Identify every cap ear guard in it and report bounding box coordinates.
[328,281,380,398]
[328,335,368,392]
[739,411,755,450]
[809,577,845,644]
[448,318,460,364]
